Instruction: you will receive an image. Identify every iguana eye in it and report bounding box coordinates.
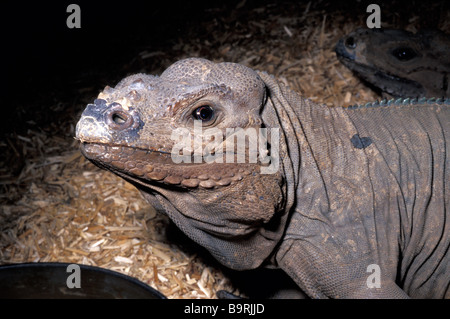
[392,47,417,61]
[345,36,356,49]
[192,105,215,122]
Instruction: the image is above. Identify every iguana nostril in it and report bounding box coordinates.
[112,112,128,125]
[106,107,134,130]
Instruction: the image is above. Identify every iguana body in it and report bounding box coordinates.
[76,58,449,298]
[335,28,450,98]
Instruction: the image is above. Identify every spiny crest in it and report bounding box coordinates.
[347,97,450,109]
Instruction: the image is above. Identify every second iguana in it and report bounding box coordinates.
[335,28,450,98]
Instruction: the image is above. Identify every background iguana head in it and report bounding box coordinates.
[75,58,290,270]
[335,28,450,98]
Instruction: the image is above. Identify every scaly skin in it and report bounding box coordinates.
[76,58,449,298]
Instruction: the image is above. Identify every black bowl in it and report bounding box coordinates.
[0,262,165,299]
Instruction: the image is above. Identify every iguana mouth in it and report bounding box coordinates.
[80,142,253,189]
[80,142,174,165]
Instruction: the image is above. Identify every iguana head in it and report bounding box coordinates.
[335,28,450,98]
[76,58,288,269]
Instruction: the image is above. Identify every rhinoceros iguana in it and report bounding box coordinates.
[335,28,450,98]
[76,58,449,298]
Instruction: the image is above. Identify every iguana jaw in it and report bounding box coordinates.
[80,142,254,189]
[80,141,279,248]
